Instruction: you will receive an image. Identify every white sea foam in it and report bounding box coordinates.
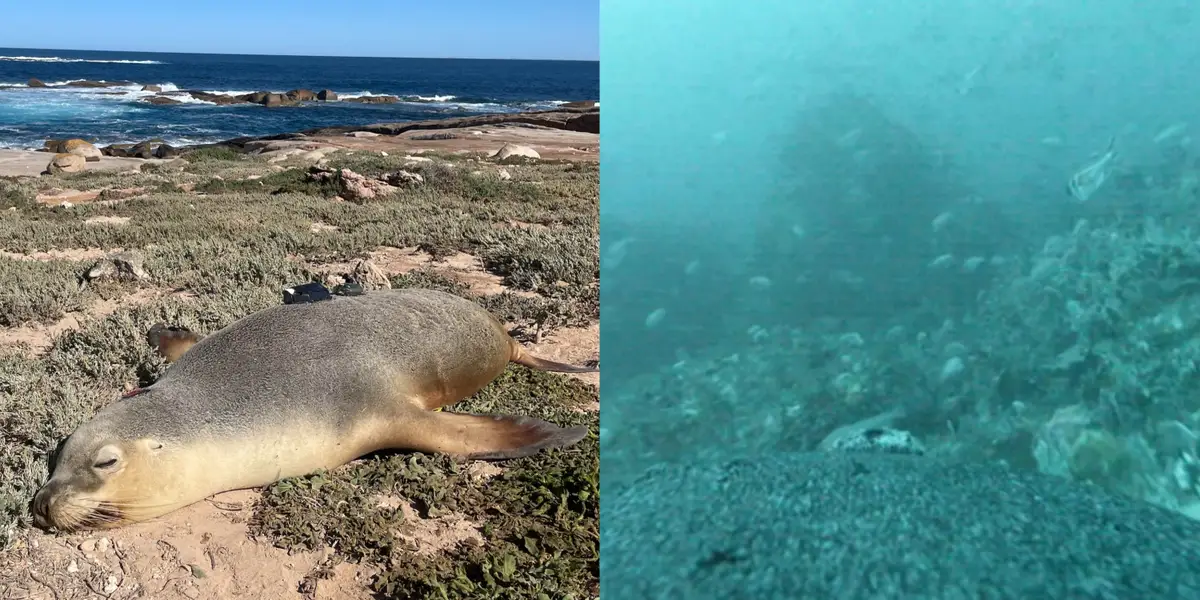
[0,55,164,65]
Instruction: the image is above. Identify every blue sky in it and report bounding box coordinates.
[0,1,597,61]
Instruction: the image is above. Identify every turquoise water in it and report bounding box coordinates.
[601,1,1200,597]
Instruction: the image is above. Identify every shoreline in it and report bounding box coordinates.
[0,105,599,177]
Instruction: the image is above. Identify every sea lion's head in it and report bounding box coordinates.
[31,397,192,531]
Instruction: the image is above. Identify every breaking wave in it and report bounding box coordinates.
[0,55,165,65]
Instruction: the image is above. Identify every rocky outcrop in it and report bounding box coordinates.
[44,139,102,162]
[290,106,600,137]
[141,84,162,92]
[100,139,180,159]
[185,90,250,105]
[144,96,182,105]
[44,153,85,174]
[287,89,317,101]
[489,143,540,160]
[27,78,46,88]
[185,107,601,156]
[239,91,298,107]
[307,166,424,204]
[84,250,151,283]
[344,95,399,104]
[317,89,338,101]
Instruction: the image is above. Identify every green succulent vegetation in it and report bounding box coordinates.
[0,147,598,598]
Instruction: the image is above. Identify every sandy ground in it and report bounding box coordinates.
[0,150,161,177]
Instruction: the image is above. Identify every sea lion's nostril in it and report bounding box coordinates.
[30,488,51,528]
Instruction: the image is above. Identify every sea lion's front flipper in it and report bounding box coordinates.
[146,323,203,363]
[394,411,589,460]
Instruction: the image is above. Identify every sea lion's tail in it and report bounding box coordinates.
[509,339,599,373]
[147,323,203,364]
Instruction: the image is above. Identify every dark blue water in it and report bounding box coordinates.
[0,48,598,149]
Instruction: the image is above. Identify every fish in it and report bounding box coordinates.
[1066,136,1117,202]
[1154,122,1187,144]
[928,254,955,269]
[749,276,772,289]
[931,211,953,232]
[602,237,634,271]
[644,308,667,328]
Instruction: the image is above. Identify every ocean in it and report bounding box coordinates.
[0,48,598,149]
[602,0,1200,598]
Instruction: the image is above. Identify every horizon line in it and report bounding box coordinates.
[0,46,599,63]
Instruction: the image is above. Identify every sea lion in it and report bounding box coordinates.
[31,288,597,531]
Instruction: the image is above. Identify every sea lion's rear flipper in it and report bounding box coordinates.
[509,339,599,374]
[397,411,589,460]
[146,323,203,364]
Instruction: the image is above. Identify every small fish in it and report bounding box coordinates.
[928,254,955,269]
[645,308,667,328]
[602,237,634,271]
[749,276,772,289]
[1040,136,1064,146]
[1066,136,1117,202]
[931,211,953,232]
[791,224,806,239]
[957,64,985,95]
[836,128,863,148]
[962,256,985,272]
[1154,122,1187,144]
[684,260,701,275]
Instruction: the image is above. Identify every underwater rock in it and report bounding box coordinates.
[823,426,925,455]
[603,452,1200,599]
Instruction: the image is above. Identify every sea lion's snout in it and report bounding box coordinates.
[30,480,63,530]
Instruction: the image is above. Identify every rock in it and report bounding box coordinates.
[410,132,457,141]
[286,89,317,101]
[154,143,180,159]
[344,95,399,104]
[44,139,102,161]
[141,84,162,92]
[27,77,46,88]
[185,90,248,105]
[317,168,397,203]
[317,89,338,101]
[264,93,294,107]
[383,170,425,187]
[497,168,512,181]
[240,92,296,107]
[823,427,926,455]
[45,153,85,174]
[84,250,151,283]
[346,131,381,138]
[128,141,156,159]
[561,100,598,109]
[144,95,182,105]
[101,143,133,158]
[350,259,392,291]
[65,80,126,88]
[489,143,540,161]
